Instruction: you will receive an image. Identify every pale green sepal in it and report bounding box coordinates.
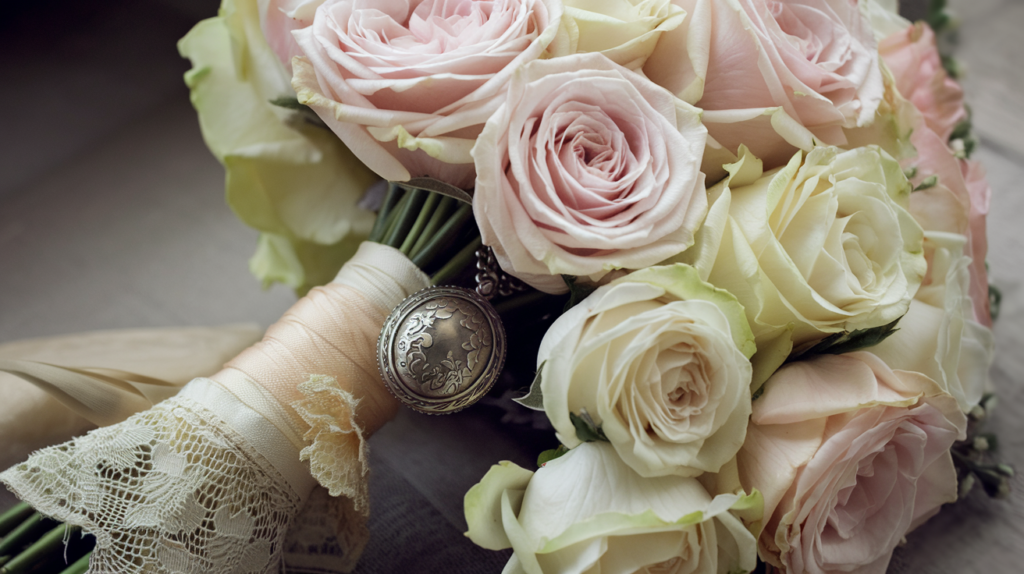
[619,265,757,359]
[465,461,535,551]
[513,362,545,411]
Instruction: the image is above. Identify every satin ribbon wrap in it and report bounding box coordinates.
[0,242,431,574]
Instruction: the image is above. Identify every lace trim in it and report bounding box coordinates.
[291,375,369,511]
[0,395,303,574]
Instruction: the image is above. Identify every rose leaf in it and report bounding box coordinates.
[512,362,546,411]
[570,410,609,443]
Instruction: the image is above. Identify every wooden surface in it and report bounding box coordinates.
[0,1,1021,572]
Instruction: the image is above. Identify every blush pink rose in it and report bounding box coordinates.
[879,22,967,144]
[960,158,992,324]
[260,0,322,73]
[472,53,708,293]
[905,127,991,325]
[289,0,563,188]
[738,352,966,574]
[646,0,884,169]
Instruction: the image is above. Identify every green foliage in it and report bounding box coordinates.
[513,363,546,411]
[913,175,939,192]
[537,445,569,467]
[570,411,609,443]
[561,275,597,311]
[989,284,1002,321]
[792,317,902,360]
[954,393,1014,499]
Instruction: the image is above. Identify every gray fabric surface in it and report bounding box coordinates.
[1,0,1022,572]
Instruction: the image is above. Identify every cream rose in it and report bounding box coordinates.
[465,442,760,574]
[871,232,995,413]
[290,0,563,188]
[553,0,687,69]
[537,264,755,478]
[473,53,708,293]
[674,145,926,385]
[738,352,966,574]
[644,0,885,169]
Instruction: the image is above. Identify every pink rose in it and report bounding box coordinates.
[905,127,991,325]
[261,0,322,73]
[472,53,708,293]
[289,0,563,188]
[960,158,992,324]
[879,22,967,144]
[739,352,966,574]
[645,0,884,169]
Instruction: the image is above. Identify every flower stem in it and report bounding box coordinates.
[385,189,427,248]
[58,553,90,574]
[0,503,33,538]
[0,513,56,558]
[409,195,456,259]
[0,523,76,574]
[412,202,473,269]
[400,192,440,255]
[493,290,550,315]
[379,190,411,243]
[431,237,482,285]
[369,182,403,242]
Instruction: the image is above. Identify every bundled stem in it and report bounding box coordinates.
[368,183,480,282]
[0,507,93,574]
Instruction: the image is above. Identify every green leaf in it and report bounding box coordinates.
[990,283,1002,321]
[537,445,569,467]
[268,96,307,111]
[562,275,597,311]
[269,96,327,129]
[513,362,546,411]
[570,411,609,443]
[793,316,902,359]
[913,175,938,192]
[401,177,474,206]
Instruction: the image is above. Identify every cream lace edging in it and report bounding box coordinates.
[288,374,371,573]
[0,374,375,574]
[0,393,304,574]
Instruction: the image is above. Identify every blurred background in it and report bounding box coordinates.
[1,0,1022,572]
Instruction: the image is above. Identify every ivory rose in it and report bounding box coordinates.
[464,442,760,574]
[738,352,966,574]
[537,265,756,478]
[644,0,885,169]
[879,22,967,144]
[290,0,563,188]
[674,145,926,386]
[872,232,995,413]
[553,0,687,69]
[473,53,708,293]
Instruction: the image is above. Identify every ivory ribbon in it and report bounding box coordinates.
[210,240,430,490]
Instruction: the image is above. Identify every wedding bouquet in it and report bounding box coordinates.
[0,0,1008,573]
